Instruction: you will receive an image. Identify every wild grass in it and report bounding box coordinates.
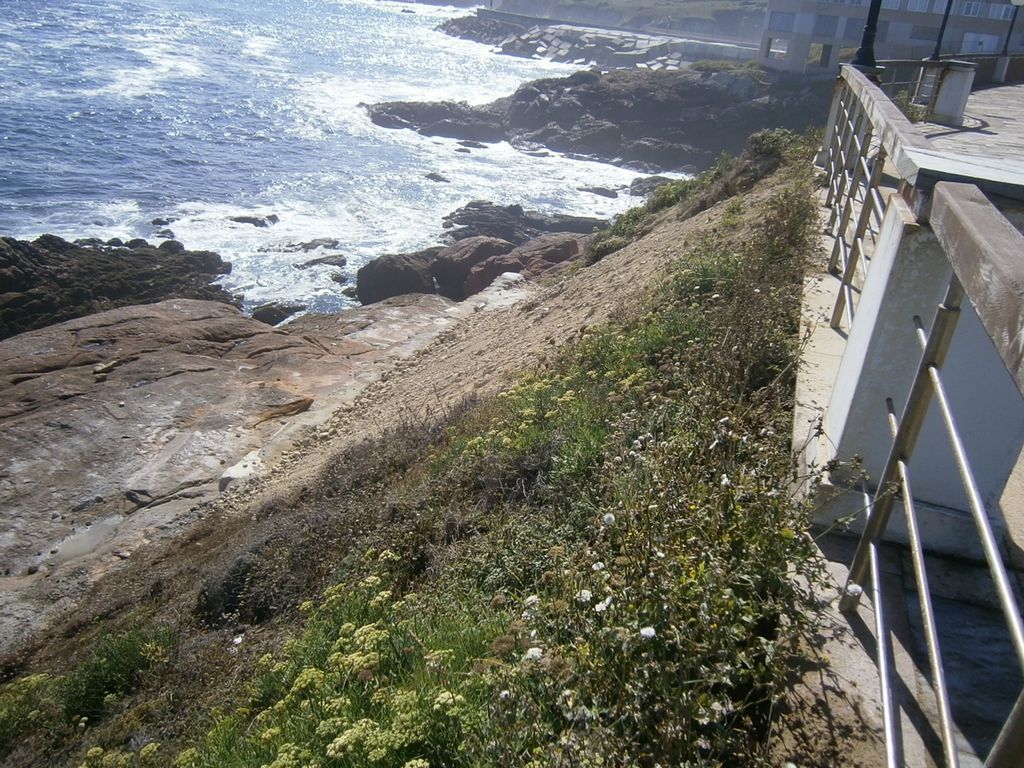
[587,152,733,263]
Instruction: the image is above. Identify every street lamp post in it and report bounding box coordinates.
[1002,0,1024,57]
[851,0,885,68]
[930,0,956,60]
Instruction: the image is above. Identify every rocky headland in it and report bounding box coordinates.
[0,235,238,341]
[367,67,832,172]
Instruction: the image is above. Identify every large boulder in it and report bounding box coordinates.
[0,235,236,340]
[510,233,584,278]
[464,253,526,297]
[462,233,586,296]
[430,236,516,301]
[252,301,307,326]
[355,247,442,305]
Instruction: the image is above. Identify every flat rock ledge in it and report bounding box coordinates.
[0,281,530,651]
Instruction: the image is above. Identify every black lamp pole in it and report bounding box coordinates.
[930,0,956,60]
[1003,3,1022,57]
[851,0,885,68]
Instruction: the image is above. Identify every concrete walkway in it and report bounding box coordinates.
[919,82,1024,202]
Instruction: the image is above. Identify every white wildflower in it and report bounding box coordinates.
[594,596,612,613]
[522,647,544,662]
[576,589,593,604]
[720,474,731,487]
[592,561,605,572]
[602,512,616,526]
[640,626,656,639]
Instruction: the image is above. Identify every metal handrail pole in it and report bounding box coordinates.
[830,103,868,230]
[835,128,873,244]
[919,338,1024,668]
[865,486,904,768]
[886,401,961,768]
[817,78,846,169]
[840,279,965,611]
[829,201,850,275]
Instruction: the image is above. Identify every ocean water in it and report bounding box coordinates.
[0,0,646,313]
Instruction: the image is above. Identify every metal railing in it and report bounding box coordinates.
[819,70,901,332]
[836,184,1024,768]
[872,59,951,115]
[817,66,1024,767]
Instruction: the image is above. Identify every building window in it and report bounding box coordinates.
[907,0,930,11]
[961,1,981,16]
[764,36,789,60]
[989,3,1016,20]
[881,0,901,9]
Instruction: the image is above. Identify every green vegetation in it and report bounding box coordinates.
[0,627,174,755]
[589,129,810,264]
[892,89,927,123]
[0,131,822,768]
[588,154,733,263]
[688,60,766,78]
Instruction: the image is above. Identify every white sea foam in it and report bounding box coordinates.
[1,0,684,315]
[242,34,281,61]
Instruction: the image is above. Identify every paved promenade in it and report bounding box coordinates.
[919,82,1024,199]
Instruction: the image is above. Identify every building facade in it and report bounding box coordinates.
[759,0,1023,72]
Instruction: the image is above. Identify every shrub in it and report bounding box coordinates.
[59,627,174,721]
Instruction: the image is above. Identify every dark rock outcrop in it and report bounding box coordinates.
[355,201,602,305]
[441,201,605,245]
[430,236,516,301]
[252,301,307,326]
[629,175,675,198]
[231,214,280,228]
[463,232,584,297]
[0,235,237,340]
[355,247,443,305]
[367,68,832,173]
[437,15,526,46]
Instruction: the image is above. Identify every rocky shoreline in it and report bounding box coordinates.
[0,235,237,341]
[367,67,832,172]
[355,201,608,304]
[0,32,833,658]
